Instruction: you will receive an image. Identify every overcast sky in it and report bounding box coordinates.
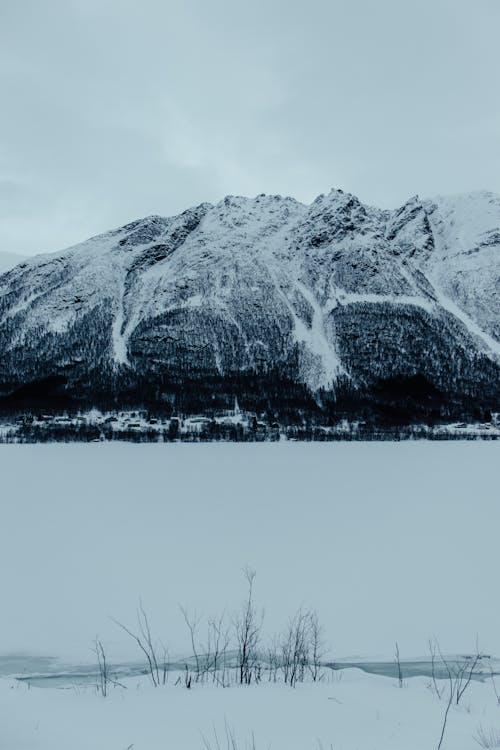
[1,0,499,256]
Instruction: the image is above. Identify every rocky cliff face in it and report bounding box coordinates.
[0,189,498,422]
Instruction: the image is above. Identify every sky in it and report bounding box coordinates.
[1,0,500,256]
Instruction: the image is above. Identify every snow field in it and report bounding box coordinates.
[2,667,500,750]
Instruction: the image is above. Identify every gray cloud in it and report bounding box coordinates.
[1,0,499,254]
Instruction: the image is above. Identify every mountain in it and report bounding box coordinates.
[0,251,28,275]
[0,189,499,424]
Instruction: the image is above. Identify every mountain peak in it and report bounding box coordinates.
[0,188,498,419]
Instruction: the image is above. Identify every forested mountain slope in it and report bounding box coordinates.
[1,189,498,423]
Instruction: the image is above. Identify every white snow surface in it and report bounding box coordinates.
[423,191,500,350]
[2,667,499,750]
[0,441,498,662]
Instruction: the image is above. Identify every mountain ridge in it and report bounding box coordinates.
[1,188,499,423]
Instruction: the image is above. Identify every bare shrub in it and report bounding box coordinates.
[280,608,310,687]
[454,650,483,706]
[205,613,231,686]
[474,724,500,749]
[395,642,403,688]
[428,638,443,699]
[437,649,455,750]
[94,637,108,697]
[179,607,231,686]
[435,641,483,750]
[266,636,280,683]
[201,722,257,750]
[278,608,326,687]
[93,637,127,695]
[160,642,169,685]
[180,606,202,683]
[308,611,327,682]
[111,603,163,687]
[234,567,262,685]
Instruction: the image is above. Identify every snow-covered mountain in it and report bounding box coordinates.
[0,189,498,421]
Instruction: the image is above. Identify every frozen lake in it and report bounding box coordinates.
[0,441,498,668]
[1,652,497,689]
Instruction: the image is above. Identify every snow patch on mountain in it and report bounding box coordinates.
[0,188,498,400]
[422,191,500,357]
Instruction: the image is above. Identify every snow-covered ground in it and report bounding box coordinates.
[0,441,498,748]
[3,668,500,750]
